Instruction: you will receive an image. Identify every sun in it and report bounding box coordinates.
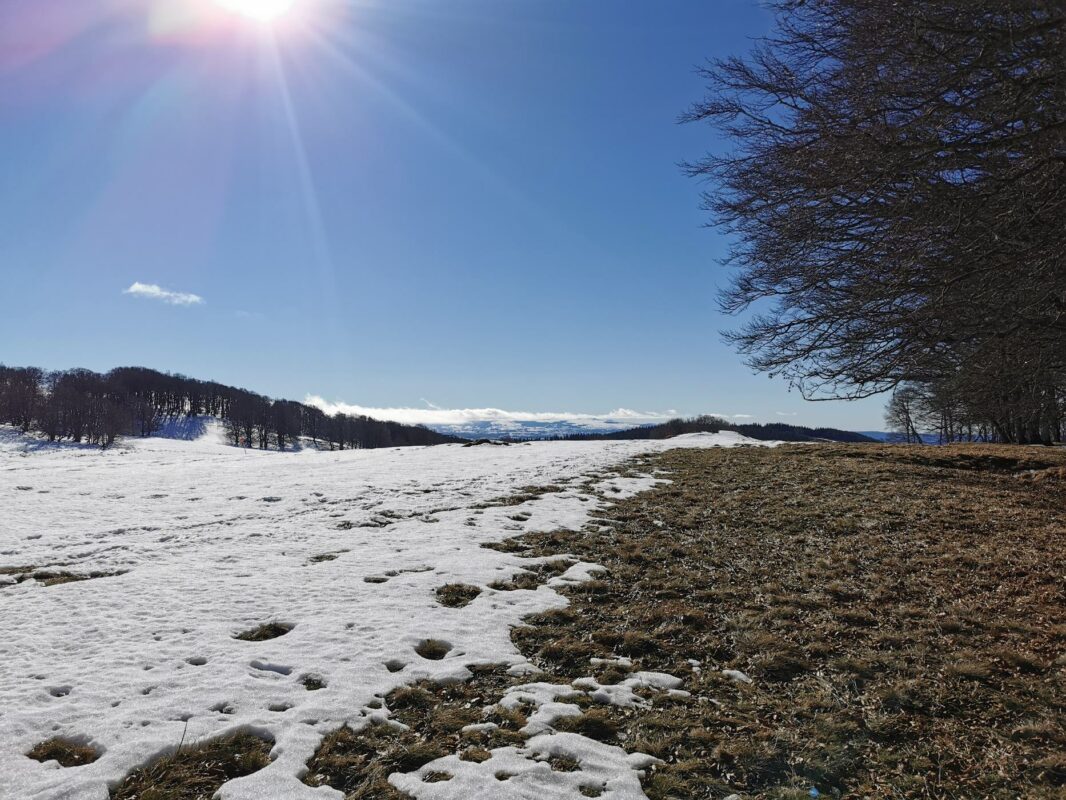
[216,0,298,23]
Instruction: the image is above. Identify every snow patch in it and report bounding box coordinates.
[0,428,771,799]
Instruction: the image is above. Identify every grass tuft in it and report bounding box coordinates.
[435,583,482,608]
[110,732,271,800]
[302,723,436,799]
[27,737,100,768]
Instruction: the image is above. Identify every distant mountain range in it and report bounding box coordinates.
[428,416,879,444]
[425,418,654,440]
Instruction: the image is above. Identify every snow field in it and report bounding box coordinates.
[0,426,772,799]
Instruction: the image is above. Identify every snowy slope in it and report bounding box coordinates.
[0,428,772,800]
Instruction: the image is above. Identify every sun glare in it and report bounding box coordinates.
[216,0,297,23]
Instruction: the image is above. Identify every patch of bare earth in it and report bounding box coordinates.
[303,446,1066,799]
[233,622,293,641]
[471,484,567,509]
[26,737,100,767]
[33,569,127,587]
[435,583,482,608]
[0,566,126,588]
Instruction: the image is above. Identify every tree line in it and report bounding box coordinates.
[0,365,460,450]
[686,0,1065,444]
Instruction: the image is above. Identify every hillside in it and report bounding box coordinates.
[551,415,877,443]
[0,365,462,450]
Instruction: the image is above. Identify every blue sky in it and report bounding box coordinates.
[0,0,886,430]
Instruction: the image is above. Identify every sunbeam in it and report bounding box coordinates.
[216,0,298,23]
[264,36,342,330]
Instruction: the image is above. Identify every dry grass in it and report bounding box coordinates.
[26,737,100,767]
[470,484,567,509]
[301,665,534,797]
[109,732,272,800]
[435,583,482,608]
[487,559,572,591]
[303,722,442,799]
[551,709,620,743]
[505,444,1066,799]
[382,666,534,749]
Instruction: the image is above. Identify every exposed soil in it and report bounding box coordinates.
[232,622,293,642]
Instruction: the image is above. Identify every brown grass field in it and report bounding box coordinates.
[500,444,1066,798]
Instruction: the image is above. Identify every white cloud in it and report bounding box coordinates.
[305,396,677,430]
[123,282,204,306]
[776,411,798,417]
[707,412,753,420]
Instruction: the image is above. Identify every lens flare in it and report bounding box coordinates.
[216,0,297,23]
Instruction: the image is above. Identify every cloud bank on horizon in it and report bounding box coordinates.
[305,397,765,435]
[306,396,682,430]
[123,282,204,306]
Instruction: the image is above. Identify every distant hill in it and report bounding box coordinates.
[548,416,878,444]
[0,365,463,450]
[856,430,893,442]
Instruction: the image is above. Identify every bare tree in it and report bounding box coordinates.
[685,0,1066,442]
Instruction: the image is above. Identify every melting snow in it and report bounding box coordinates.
[0,427,772,799]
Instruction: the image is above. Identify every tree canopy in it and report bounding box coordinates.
[686,0,1065,443]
